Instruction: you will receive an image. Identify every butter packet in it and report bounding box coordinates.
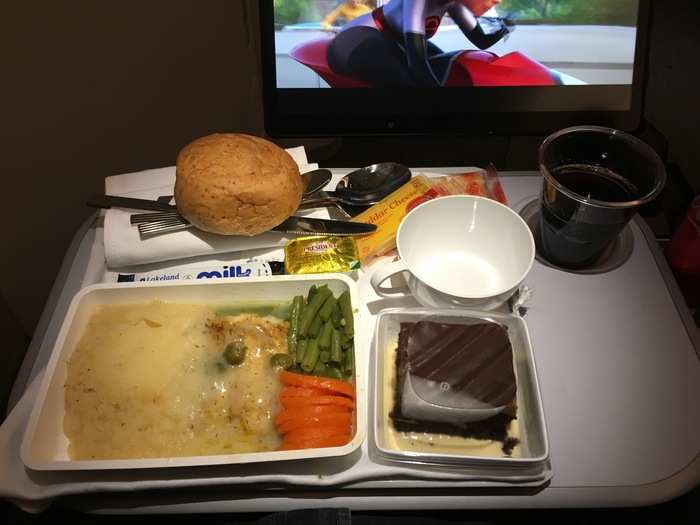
[284,236,360,274]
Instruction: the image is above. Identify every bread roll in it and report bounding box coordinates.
[174,133,303,235]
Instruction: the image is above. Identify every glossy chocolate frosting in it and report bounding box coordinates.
[405,320,516,407]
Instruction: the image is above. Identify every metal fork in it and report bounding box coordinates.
[131,211,195,237]
[130,198,354,238]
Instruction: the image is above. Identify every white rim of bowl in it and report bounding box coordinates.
[396,194,535,300]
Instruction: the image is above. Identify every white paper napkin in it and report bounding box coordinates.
[103,147,318,269]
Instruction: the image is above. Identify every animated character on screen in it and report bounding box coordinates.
[322,0,372,30]
[326,0,514,87]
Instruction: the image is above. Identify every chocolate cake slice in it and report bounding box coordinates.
[389,321,519,455]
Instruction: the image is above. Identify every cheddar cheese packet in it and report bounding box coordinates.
[350,175,433,265]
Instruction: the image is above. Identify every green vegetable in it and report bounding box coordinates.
[318,320,333,350]
[223,340,246,366]
[296,339,308,365]
[312,361,327,376]
[294,285,356,379]
[318,294,336,322]
[338,291,354,337]
[286,334,297,360]
[299,287,331,337]
[270,353,294,370]
[331,302,342,327]
[215,302,290,319]
[330,328,342,364]
[270,302,293,320]
[306,284,317,304]
[301,338,320,373]
[308,314,323,338]
[343,344,354,374]
[324,364,344,380]
[286,295,303,359]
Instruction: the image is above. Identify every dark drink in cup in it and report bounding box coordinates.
[538,127,666,270]
[540,164,640,268]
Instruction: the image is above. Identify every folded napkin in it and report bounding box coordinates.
[103,147,318,269]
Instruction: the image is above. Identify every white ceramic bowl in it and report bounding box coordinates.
[371,195,535,310]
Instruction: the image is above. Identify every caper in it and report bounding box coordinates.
[270,353,294,370]
[223,341,246,366]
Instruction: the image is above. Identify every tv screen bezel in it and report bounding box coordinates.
[260,0,651,138]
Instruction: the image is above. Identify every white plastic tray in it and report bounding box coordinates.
[20,274,366,471]
[4,171,699,511]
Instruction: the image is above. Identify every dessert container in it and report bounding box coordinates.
[372,308,549,470]
[21,274,365,471]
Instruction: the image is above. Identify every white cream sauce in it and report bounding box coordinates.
[64,301,287,460]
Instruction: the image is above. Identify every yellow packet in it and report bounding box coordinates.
[351,175,433,264]
[284,236,360,274]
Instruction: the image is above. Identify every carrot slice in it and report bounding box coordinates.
[280,386,320,398]
[279,394,354,410]
[276,412,352,435]
[278,434,351,451]
[279,371,355,399]
[274,405,350,426]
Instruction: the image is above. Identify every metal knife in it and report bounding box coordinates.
[87,195,176,212]
[88,195,376,237]
[272,216,375,236]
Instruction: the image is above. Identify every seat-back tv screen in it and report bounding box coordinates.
[260,0,649,136]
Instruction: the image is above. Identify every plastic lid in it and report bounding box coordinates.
[400,316,516,424]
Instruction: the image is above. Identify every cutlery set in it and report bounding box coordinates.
[87,164,410,238]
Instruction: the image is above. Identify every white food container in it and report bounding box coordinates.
[372,308,549,470]
[21,274,365,471]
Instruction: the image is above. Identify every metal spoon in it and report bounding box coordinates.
[301,168,332,197]
[299,163,411,210]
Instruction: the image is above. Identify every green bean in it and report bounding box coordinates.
[301,338,319,373]
[296,339,308,365]
[340,332,352,350]
[286,295,303,359]
[308,314,323,338]
[308,283,328,303]
[289,296,303,336]
[306,284,317,304]
[286,336,297,360]
[299,287,331,337]
[323,363,344,380]
[319,350,330,363]
[318,294,336,322]
[338,290,354,337]
[318,320,333,350]
[330,328,342,364]
[312,361,327,376]
[331,302,342,327]
[343,345,354,374]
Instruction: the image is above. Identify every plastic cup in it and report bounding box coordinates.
[538,126,667,269]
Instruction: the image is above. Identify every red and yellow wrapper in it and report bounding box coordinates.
[351,167,507,264]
